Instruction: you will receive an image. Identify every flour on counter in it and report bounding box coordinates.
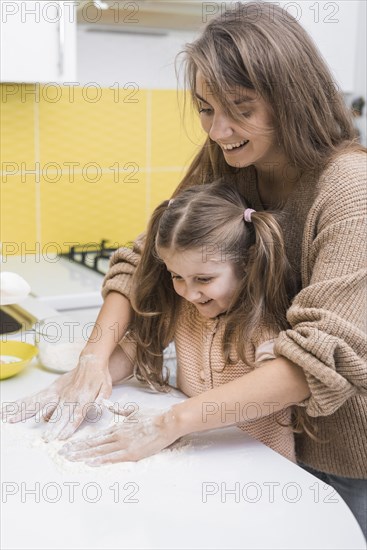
[0,401,205,475]
[1,383,218,475]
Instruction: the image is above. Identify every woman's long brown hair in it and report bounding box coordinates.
[130,183,295,391]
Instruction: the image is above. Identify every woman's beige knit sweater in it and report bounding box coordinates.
[102,151,367,478]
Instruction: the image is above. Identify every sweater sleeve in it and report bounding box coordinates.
[101,233,145,300]
[274,154,367,417]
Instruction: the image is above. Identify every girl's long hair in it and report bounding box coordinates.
[130,183,295,390]
[175,1,365,195]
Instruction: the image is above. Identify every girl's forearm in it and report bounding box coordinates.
[81,291,133,361]
[109,340,136,385]
[170,357,310,438]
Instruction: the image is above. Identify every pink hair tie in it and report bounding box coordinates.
[244,208,256,223]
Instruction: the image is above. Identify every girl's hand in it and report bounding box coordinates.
[59,409,179,465]
[1,354,113,442]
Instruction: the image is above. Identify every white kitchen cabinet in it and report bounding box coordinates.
[0,0,76,83]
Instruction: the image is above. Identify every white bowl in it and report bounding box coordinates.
[34,315,90,373]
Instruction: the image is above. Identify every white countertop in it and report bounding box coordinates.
[1,359,365,550]
[1,254,104,309]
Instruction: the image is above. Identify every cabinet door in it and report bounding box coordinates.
[0,1,76,83]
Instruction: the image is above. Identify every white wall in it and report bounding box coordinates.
[268,0,361,93]
[352,0,366,144]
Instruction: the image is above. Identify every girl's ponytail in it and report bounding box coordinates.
[244,210,295,334]
[240,212,320,440]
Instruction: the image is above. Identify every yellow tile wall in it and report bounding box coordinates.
[0,84,204,254]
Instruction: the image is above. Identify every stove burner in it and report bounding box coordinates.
[61,239,119,276]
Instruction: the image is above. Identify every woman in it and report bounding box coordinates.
[4,2,366,535]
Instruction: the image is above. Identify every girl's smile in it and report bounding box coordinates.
[158,248,241,319]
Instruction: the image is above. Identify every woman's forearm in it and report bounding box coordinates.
[171,356,310,437]
[81,291,133,361]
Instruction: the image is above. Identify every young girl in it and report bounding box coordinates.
[5,1,366,536]
[61,182,298,463]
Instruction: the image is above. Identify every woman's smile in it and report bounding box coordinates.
[220,139,250,152]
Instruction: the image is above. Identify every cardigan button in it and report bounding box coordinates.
[199,369,205,381]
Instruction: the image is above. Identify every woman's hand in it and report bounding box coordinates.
[1,354,113,442]
[59,408,179,465]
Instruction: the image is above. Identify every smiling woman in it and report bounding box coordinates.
[3,1,366,538]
